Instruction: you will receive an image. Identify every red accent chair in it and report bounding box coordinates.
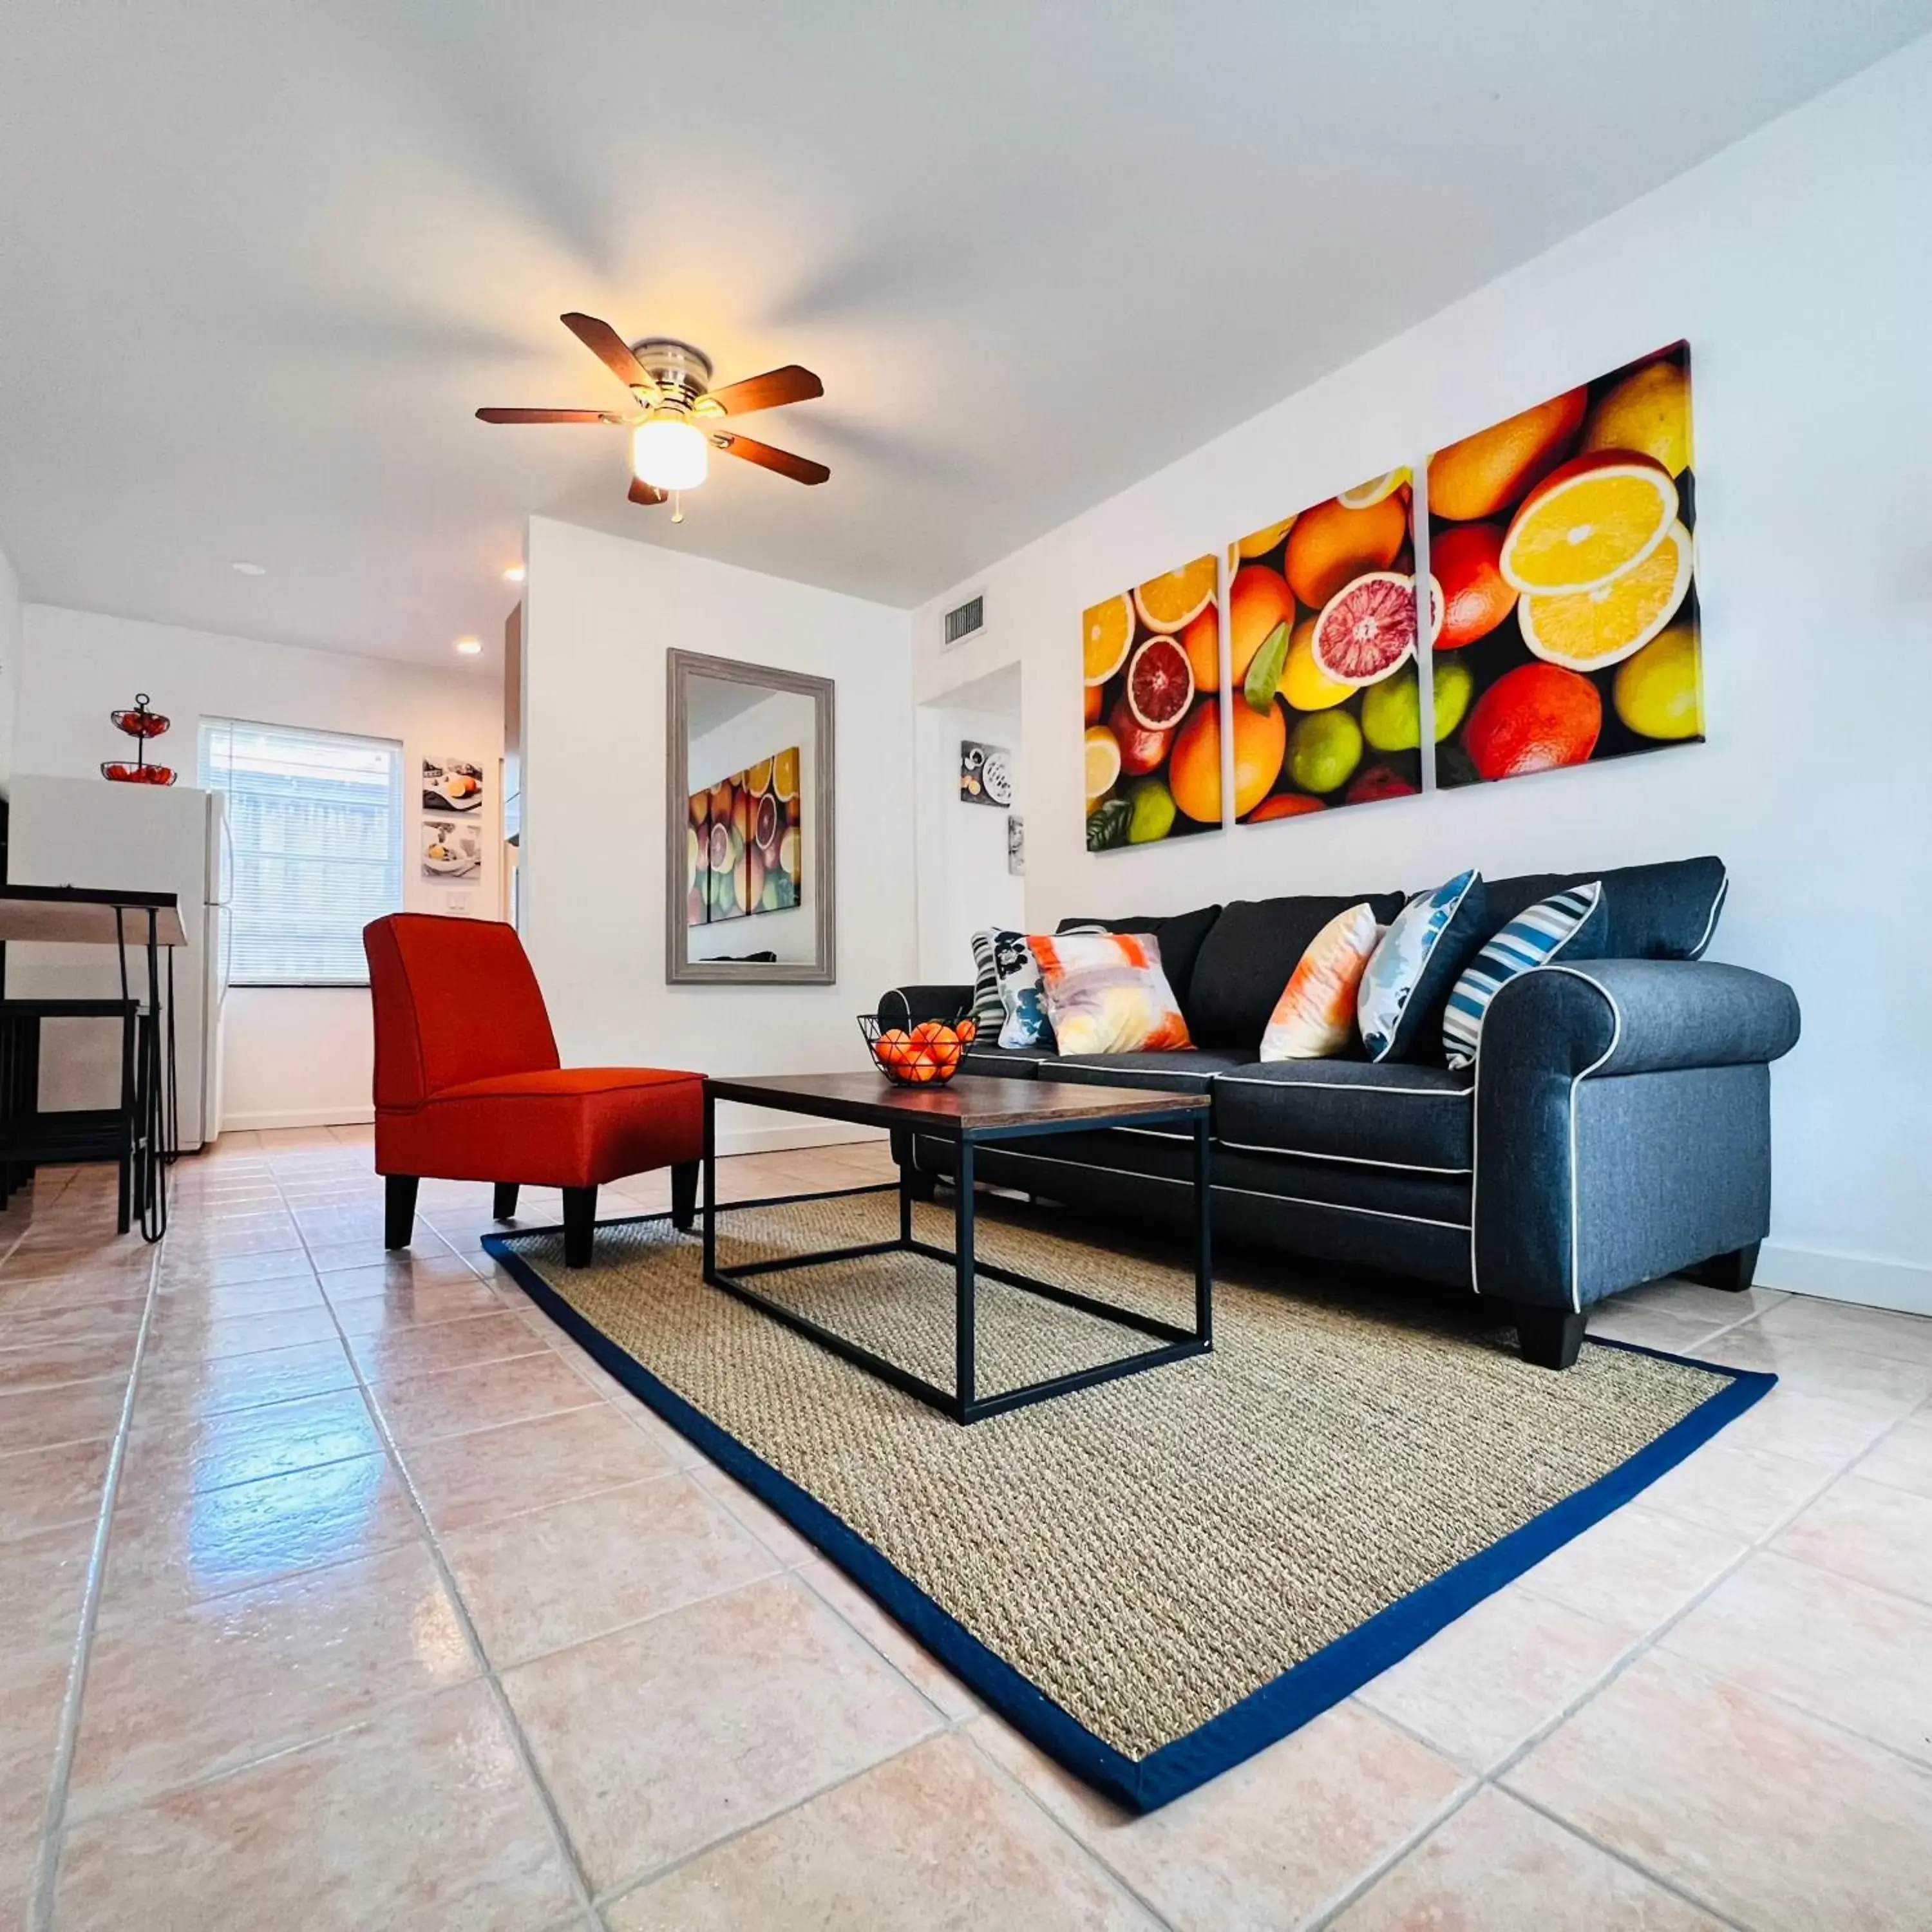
[363,914,703,1266]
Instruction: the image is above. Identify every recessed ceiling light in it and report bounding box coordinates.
[455,638,483,656]
[502,564,526,583]
[231,561,266,576]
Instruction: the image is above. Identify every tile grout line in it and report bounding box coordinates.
[260,1155,606,1928]
[26,1217,166,1931]
[1311,1372,1909,1931]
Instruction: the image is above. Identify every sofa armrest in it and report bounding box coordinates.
[1482,960,1801,1079]
[1473,960,1800,1312]
[876,984,974,1027]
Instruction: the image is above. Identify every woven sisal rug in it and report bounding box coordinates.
[485,1186,1771,1810]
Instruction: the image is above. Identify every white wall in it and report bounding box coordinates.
[0,541,21,791]
[521,516,915,1155]
[914,673,1024,983]
[907,37,1932,1309]
[15,603,502,1130]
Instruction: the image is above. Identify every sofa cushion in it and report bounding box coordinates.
[1211,1059,1473,1172]
[1056,905,1221,1032]
[1484,857,1726,960]
[960,1043,1054,1079]
[1186,893,1408,1047]
[1046,1047,1254,1094]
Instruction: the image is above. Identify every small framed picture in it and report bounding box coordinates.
[960,740,1013,808]
[423,757,484,813]
[421,817,482,880]
[1007,812,1025,876]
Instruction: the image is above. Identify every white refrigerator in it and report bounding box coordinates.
[5,774,231,1150]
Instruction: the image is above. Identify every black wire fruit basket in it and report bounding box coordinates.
[858,994,978,1086]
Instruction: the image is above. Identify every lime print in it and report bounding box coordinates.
[1126,774,1178,843]
[1287,709,1363,795]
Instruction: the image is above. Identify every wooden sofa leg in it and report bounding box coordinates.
[562,1186,597,1267]
[670,1161,699,1232]
[384,1175,419,1250]
[1515,1303,1586,1370]
[492,1182,520,1222]
[1694,1242,1760,1293]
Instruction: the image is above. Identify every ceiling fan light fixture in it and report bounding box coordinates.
[631,417,708,492]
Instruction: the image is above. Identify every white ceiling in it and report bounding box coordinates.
[3,3,1927,670]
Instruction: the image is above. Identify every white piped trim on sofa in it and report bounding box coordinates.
[1468,963,1622,1313]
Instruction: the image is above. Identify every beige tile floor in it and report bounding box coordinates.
[0,1127,1928,1929]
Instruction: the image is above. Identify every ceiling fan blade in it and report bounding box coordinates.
[475,408,612,424]
[628,477,668,506]
[706,365,824,416]
[560,312,656,394]
[713,431,829,486]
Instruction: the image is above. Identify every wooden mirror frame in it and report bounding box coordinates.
[665,649,837,986]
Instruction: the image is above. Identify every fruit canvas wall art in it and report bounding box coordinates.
[1227,471,1430,822]
[685,746,803,924]
[1083,554,1220,851]
[1428,342,1701,788]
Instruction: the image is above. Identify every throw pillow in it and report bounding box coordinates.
[1442,882,1605,1069]
[969,927,1013,1035]
[987,929,1055,1049]
[1358,870,1488,1063]
[1260,904,1382,1061]
[1030,931,1191,1056]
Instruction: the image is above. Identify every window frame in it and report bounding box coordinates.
[199,714,407,989]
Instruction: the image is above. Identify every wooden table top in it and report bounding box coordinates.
[0,886,187,948]
[705,1070,1210,1136]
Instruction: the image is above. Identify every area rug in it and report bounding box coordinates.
[483,1186,1773,1811]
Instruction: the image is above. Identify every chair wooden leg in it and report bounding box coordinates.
[492,1181,520,1222]
[670,1160,699,1232]
[384,1175,420,1250]
[562,1186,597,1267]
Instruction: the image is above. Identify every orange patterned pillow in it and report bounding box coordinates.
[1260,904,1381,1060]
[1030,931,1191,1056]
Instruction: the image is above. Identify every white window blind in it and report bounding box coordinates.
[200,718,405,986]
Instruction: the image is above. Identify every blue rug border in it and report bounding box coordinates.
[482,1189,1776,1814]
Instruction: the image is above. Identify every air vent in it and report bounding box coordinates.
[942,592,985,649]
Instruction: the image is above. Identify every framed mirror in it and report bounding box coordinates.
[665,650,836,985]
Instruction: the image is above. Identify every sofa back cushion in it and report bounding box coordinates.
[1056,904,1221,1032]
[1185,892,1408,1048]
[1483,857,1726,960]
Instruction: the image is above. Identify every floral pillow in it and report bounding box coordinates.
[1030,931,1190,1056]
[1357,870,1488,1063]
[985,929,1055,1049]
[1260,904,1382,1061]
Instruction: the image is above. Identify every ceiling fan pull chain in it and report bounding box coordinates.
[670,491,685,525]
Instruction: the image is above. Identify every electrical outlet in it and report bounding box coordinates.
[446,893,469,914]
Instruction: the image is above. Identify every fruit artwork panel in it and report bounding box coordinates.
[1429,341,1703,788]
[1228,469,1427,822]
[686,788,710,929]
[1083,554,1220,851]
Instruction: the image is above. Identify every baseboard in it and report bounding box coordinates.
[221,1104,376,1132]
[1757,1242,1932,1318]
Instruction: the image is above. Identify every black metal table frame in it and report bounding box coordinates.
[700,1084,1214,1424]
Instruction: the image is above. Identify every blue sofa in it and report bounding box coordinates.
[878,857,1801,1369]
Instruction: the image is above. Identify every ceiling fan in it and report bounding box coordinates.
[477,312,828,518]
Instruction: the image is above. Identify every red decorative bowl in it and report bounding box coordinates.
[101,762,177,785]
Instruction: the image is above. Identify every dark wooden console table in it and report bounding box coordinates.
[0,886,186,1240]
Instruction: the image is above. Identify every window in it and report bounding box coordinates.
[200,718,405,986]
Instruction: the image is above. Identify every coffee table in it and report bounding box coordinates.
[701,1072,1213,1423]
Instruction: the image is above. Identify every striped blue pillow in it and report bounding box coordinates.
[1442,883,1604,1070]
